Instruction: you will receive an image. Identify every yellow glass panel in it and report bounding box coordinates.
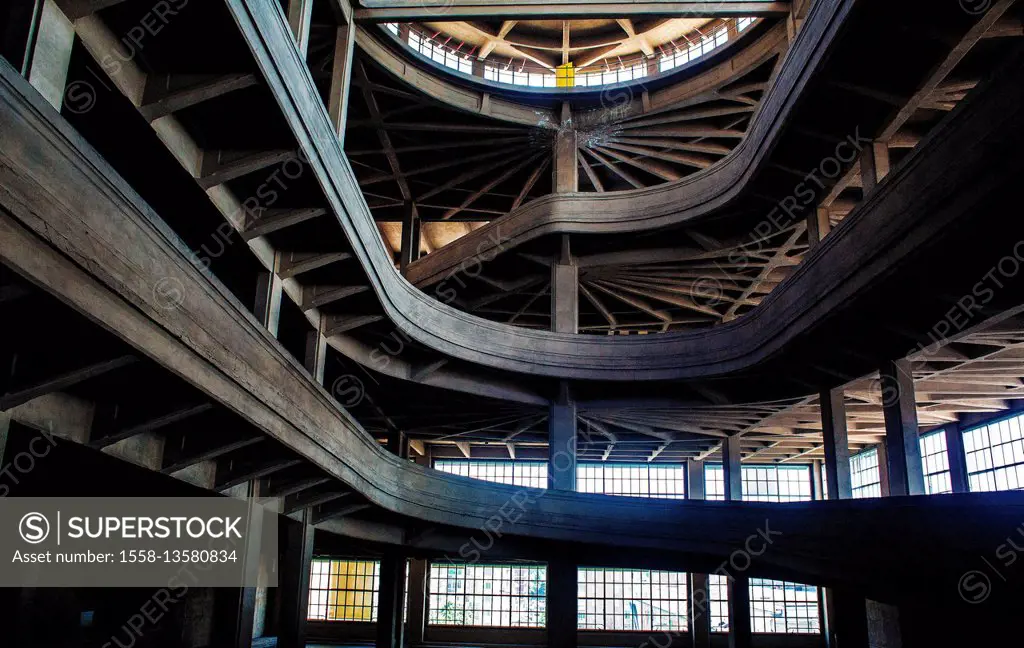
[555,63,574,88]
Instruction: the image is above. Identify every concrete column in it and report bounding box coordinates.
[859,141,890,195]
[820,388,853,500]
[945,421,970,493]
[547,558,578,648]
[727,576,752,648]
[0,0,41,75]
[376,553,407,648]
[686,460,711,648]
[286,0,314,58]
[687,459,705,501]
[548,382,576,491]
[400,201,421,276]
[405,559,429,646]
[304,329,327,384]
[26,0,73,111]
[254,268,283,338]
[811,460,825,500]
[722,437,750,648]
[386,428,409,459]
[328,19,356,141]
[722,436,742,502]
[212,480,263,648]
[879,359,924,496]
[277,509,315,648]
[690,573,711,648]
[824,589,869,648]
[553,103,578,193]
[551,235,578,334]
[808,206,832,247]
[877,442,892,497]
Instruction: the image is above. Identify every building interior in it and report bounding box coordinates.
[2,0,1024,646]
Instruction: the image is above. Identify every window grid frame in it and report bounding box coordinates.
[434,459,548,489]
[577,567,688,632]
[307,558,381,622]
[851,448,882,499]
[704,464,813,502]
[964,412,1024,492]
[427,562,547,628]
[920,430,953,495]
[708,575,821,635]
[576,462,686,500]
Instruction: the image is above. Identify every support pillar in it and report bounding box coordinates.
[879,359,924,496]
[212,480,263,648]
[2,0,42,75]
[721,437,749,648]
[386,428,409,459]
[811,459,825,500]
[824,589,869,648]
[286,0,314,59]
[548,382,576,491]
[945,421,969,493]
[551,235,578,334]
[553,103,578,193]
[820,388,853,500]
[722,436,742,502]
[376,552,407,648]
[727,575,752,648]
[405,559,428,646]
[328,18,355,141]
[400,201,421,276]
[687,460,710,648]
[877,442,892,497]
[859,141,890,195]
[687,459,705,501]
[547,558,578,648]
[255,268,283,338]
[26,0,73,111]
[277,509,315,648]
[304,328,327,384]
[808,206,832,247]
[690,573,711,648]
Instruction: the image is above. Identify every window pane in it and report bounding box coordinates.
[428,562,546,627]
[965,413,1024,493]
[308,559,381,622]
[578,568,687,631]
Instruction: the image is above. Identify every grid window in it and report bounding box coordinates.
[821,463,828,500]
[965,413,1024,492]
[434,460,547,489]
[428,563,546,627]
[920,430,952,494]
[749,579,820,634]
[851,448,882,499]
[577,568,687,631]
[705,464,726,501]
[407,31,473,75]
[742,466,812,502]
[709,574,730,632]
[659,23,739,73]
[576,463,685,499]
[308,559,380,622]
[708,576,819,634]
[705,464,812,502]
